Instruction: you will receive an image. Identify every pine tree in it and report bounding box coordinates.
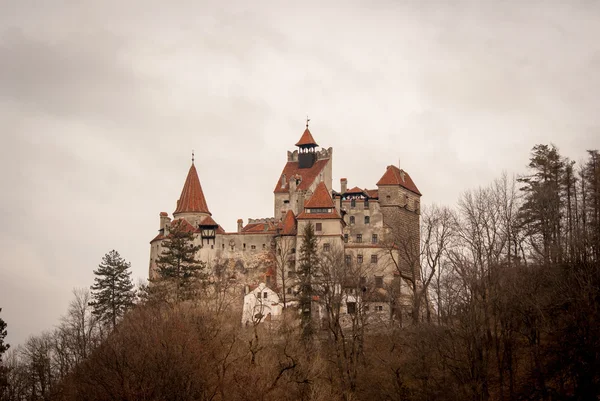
[0,308,9,394]
[89,250,136,329]
[297,222,320,343]
[155,219,206,303]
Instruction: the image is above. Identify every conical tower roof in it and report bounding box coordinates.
[173,163,211,215]
[295,128,318,147]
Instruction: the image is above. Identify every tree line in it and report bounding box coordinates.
[1,144,598,401]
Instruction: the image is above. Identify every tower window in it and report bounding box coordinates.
[344,234,348,243]
[364,216,370,224]
[350,216,355,225]
[356,234,362,243]
[251,245,256,250]
[371,254,378,264]
[345,255,352,265]
[372,234,378,244]
[357,255,363,264]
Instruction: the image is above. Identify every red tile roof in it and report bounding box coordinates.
[280,210,297,235]
[160,212,168,217]
[174,163,211,215]
[296,209,342,220]
[376,165,421,195]
[150,232,165,243]
[241,221,278,233]
[345,186,365,195]
[295,128,318,147]
[170,218,197,233]
[199,216,219,226]
[366,189,379,199]
[274,158,329,193]
[304,182,335,208]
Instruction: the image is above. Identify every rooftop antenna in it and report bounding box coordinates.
[192,149,195,164]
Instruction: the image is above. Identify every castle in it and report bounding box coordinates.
[149,124,421,319]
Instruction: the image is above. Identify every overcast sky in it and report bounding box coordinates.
[1,0,598,346]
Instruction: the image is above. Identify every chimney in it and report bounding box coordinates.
[237,218,243,233]
[340,178,348,194]
[159,212,171,231]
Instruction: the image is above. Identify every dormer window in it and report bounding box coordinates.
[309,208,331,214]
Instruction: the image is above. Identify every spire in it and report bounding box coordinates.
[173,163,211,215]
[295,119,319,148]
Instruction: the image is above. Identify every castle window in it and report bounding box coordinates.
[287,287,292,294]
[262,244,266,250]
[315,222,322,231]
[345,255,352,265]
[291,248,296,254]
[376,305,383,312]
[364,199,369,208]
[211,245,214,249]
[264,292,268,299]
[222,244,225,250]
[257,292,261,299]
[323,243,330,252]
[344,234,348,243]
[372,234,378,244]
[310,208,330,214]
[364,216,370,224]
[350,216,355,225]
[386,195,391,200]
[251,245,256,250]
[351,199,356,208]
[347,302,356,314]
[243,243,246,250]
[371,254,378,264]
[283,200,289,204]
[375,276,384,288]
[357,254,363,264]
[356,234,362,243]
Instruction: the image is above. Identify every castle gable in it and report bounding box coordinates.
[376,165,421,195]
[274,158,329,194]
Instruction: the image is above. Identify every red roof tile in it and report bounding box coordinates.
[174,163,211,215]
[217,225,226,234]
[274,158,329,193]
[199,216,219,226]
[280,210,297,235]
[376,165,421,195]
[150,232,165,243]
[295,128,318,147]
[304,182,335,208]
[366,189,379,199]
[170,218,197,233]
[345,186,365,194]
[241,222,278,233]
[296,209,341,220]
[160,212,168,217]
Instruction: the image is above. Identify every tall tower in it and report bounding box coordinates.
[172,161,212,228]
[296,126,319,169]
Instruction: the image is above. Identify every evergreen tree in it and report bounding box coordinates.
[155,219,206,303]
[0,308,8,395]
[297,222,319,343]
[518,144,565,264]
[89,250,136,329]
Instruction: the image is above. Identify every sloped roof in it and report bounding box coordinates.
[241,221,278,233]
[345,186,366,195]
[376,165,421,196]
[296,209,342,220]
[304,182,335,208]
[199,216,219,227]
[280,210,297,235]
[174,163,211,215]
[295,128,318,147]
[365,189,379,199]
[274,158,329,193]
[170,218,197,233]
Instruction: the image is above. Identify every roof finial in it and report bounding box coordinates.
[306,115,310,129]
[192,149,195,164]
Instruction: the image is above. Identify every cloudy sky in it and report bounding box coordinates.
[1,0,598,346]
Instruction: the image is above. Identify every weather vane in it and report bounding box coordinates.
[306,115,310,129]
[192,149,195,164]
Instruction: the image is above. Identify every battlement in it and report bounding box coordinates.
[287,147,332,162]
[247,217,277,224]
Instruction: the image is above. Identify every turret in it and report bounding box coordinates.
[295,120,319,169]
[173,155,212,226]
